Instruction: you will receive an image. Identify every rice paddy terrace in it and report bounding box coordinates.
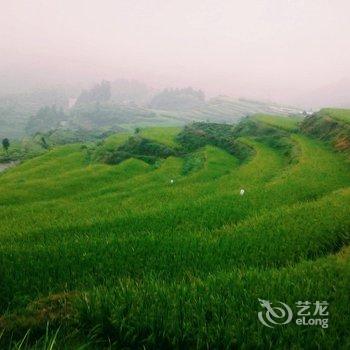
[0,110,349,349]
[151,96,301,126]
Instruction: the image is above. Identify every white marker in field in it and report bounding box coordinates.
[170,179,174,184]
[240,189,245,196]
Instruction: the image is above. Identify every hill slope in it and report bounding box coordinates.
[0,115,349,349]
[300,108,350,155]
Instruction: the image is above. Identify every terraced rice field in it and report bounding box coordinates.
[0,115,349,349]
[152,97,301,125]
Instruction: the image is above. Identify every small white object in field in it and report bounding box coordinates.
[240,189,245,196]
[170,179,174,184]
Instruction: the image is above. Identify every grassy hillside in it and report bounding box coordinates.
[0,116,349,349]
[317,108,350,123]
[301,108,350,155]
[252,114,303,131]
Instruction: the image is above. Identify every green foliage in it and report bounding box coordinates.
[2,138,10,153]
[102,136,177,165]
[93,123,254,167]
[177,122,253,162]
[39,137,49,150]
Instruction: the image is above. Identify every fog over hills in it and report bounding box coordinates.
[1,0,350,108]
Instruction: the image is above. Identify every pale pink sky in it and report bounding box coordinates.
[1,0,350,105]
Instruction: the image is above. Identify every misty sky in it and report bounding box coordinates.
[1,0,350,105]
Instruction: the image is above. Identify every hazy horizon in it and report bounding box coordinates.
[1,0,350,108]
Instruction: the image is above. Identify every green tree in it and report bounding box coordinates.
[40,137,49,149]
[2,138,10,154]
